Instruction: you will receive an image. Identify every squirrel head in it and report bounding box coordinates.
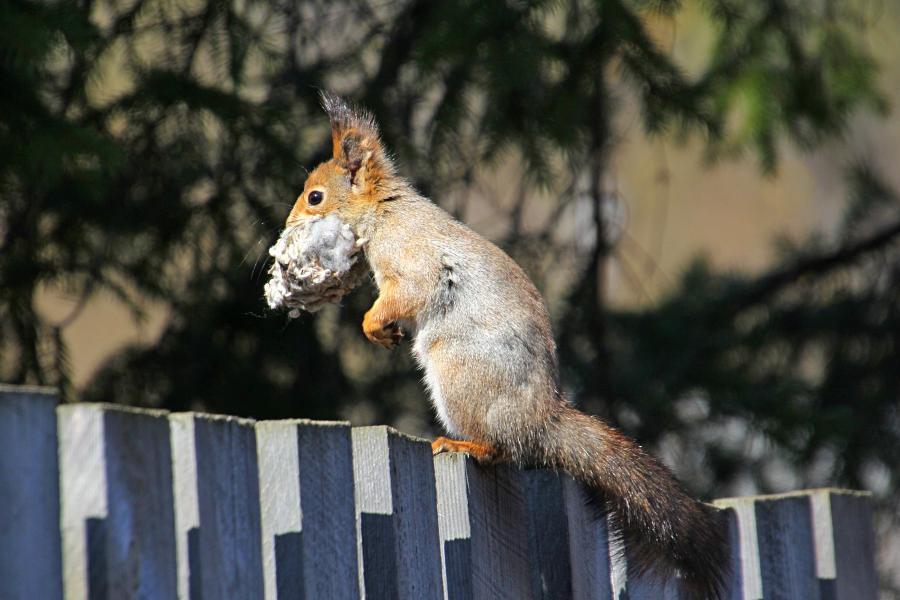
[286,93,397,230]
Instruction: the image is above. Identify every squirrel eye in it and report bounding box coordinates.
[307,190,324,206]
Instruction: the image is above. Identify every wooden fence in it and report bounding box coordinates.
[0,385,878,600]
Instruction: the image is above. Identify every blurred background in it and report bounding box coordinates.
[2,0,899,595]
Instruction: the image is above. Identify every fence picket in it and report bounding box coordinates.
[182,412,265,599]
[434,454,533,600]
[256,419,360,600]
[58,403,178,599]
[0,386,63,600]
[58,403,108,600]
[561,477,615,600]
[812,489,878,600]
[352,426,443,600]
[522,470,572,600]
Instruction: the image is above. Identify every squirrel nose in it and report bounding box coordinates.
[285,207,305,227]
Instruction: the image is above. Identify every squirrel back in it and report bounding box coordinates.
[284,93,729,599]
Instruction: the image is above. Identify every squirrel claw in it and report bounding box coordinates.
[365,321,403,349]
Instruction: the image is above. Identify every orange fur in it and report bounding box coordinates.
[431,437,501,463]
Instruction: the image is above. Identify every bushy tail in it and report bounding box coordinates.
[542,405,729,599]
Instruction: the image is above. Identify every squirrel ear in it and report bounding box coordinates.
[319,91,392,189]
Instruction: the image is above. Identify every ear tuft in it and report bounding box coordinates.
[319,91,393,188]
[319,92,378,137]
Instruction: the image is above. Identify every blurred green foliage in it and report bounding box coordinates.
[2,1,899,585]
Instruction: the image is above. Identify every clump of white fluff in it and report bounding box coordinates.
[264,214,368,316]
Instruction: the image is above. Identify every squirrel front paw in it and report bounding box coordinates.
[362,314,404,349]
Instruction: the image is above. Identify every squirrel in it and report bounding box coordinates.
[284,93,729,599]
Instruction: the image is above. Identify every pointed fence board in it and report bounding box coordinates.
[0,386,63,600]
[0,390,883,600]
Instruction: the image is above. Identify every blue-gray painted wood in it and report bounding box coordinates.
[58,403,178,600]
[626,571,684,600]
[811,489,878,600]
[101,405,179,598]
[719,506,746,600]
[257,419,360,600]
[433,453,472,600]
[755,494,820,600]
[434,454,534,600]
[715,496,764,600]
[0,390,882,600]
[522,470,572,600]
[0,386,63,600]
[58,402,108,600]
[191,413,265,599]
[352,426,443,600]
[561,477,615,600]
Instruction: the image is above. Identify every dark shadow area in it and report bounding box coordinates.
[442,538,472,600]
[86,517,106,600]
[360,513,399,600]
[275,531,304,600]
[523,472,572,600]
[188,527,202,600]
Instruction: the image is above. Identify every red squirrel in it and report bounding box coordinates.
[284,93,729,598]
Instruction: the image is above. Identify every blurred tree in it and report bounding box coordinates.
[2,0,898,590]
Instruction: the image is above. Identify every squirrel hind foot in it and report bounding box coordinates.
[431,437,501,464]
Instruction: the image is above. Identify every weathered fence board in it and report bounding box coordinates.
[755,494,819,599]
[169,413,200,600]
[0,389,882,600]
[434,454,534,600]
[58,403,179,600]
[716,496,763,600]
[819,490,878,600]
[561,477,615,600]
[58,402,108,600]
[522,470,573,600]
[716,489,880,600]
[103,406,179,598]
[0,386,63,600]
[193,413,265,599]
[352,426,443,600]
[257,419,360,600]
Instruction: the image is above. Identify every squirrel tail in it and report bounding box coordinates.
[540,404,729,599]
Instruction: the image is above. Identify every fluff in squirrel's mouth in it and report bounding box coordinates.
[264,214,368,316]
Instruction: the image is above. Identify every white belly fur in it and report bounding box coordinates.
[412,334,459,436]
